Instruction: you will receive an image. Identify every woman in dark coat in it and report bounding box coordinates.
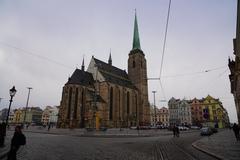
[7,126,26,160]
[232,123,240,141]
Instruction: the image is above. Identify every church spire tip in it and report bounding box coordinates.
[108,49,112,65]
[132,10,141,50]
[81,56,85,71]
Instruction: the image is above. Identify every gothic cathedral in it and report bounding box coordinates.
[57,13,150,128]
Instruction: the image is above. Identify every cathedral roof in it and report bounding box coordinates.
[66,69,94,86]
[93,58,137,89]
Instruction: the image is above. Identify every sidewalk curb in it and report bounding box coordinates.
[0,148,9,159]
[21,130,173,138]
[192,141,223,160]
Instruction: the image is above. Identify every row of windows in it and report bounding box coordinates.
[109,87,138,121]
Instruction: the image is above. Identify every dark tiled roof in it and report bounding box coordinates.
[93,58,137,89]
[66,69,94,86]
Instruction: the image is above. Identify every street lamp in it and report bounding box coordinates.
[152,91,157,127]
[23,87,33,126]
[6,86,17,126]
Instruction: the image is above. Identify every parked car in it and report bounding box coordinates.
[130,126,137,130]
[190,126,200,129]
[200,127,213,136]
[210,127,218,133]
[178,126,189,131]
[139,126,151,130]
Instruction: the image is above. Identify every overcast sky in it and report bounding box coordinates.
[0,0,238,122]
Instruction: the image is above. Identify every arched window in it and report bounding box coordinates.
[127,92,130,115]
[109,87,113,120]
[67,87,72,119]
[119,89,121,121]
[73,88,78,119]
[133,60,135,68]
[80,90,85,128]
[135,94,137,119]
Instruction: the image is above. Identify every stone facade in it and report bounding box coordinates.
[228,0,240,123]
[128,49,150,125]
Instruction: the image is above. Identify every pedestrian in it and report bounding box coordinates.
[7,125,26,160]
[172,125,176,137]
[0,123,3,147]
[232,123,240,141]
[0,122,6,147]
[48,124,51,131]
[176,126,180,137]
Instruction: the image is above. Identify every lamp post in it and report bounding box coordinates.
[6,86,17,126]
[152,91,157,127]
[23,87,32,126]
[0,97,3,106]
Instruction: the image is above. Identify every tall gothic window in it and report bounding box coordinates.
[135,94,137,119]
[127,92,130,115]
[118,89,121,121]
[109,87,113,120]
[80,90,85,128]
[67,87,72,119]
[73,88,79,119]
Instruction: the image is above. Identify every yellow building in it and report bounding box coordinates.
[201,95,228,128]
[13,109,23,124]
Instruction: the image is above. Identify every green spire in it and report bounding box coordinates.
[132,10,141,50]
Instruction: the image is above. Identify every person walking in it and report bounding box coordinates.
[7,126,26,160]
[48,124,51,131]
[176,126,180,137]
[172,125,176,137]
[232,123,240,141]
[0,123,3,147]
[0,122,6,147]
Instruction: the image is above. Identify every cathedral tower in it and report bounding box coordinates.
[128,12,150,125]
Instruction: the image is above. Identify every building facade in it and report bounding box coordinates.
[169,96,229,128]
[57,13,150,129]
[178,100,192,125]
[201,95,229,128]
[157,107,169,126]
[168,97,181,125]
[190,95,230,128]
[13,109,23,124]
[42,106,59,125]
[20,107,43,125]
[190,98,204,126]
[228,0,240,123]
[0,108,8,123]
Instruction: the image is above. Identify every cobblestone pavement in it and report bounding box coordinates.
[193,129,240,160]
[9,126,198,137]
[1,131,217,160]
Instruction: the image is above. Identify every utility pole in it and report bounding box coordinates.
[23,87,33,126]
[152,91,157,127]
[0,98,2,122]
[0,97,2,108]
